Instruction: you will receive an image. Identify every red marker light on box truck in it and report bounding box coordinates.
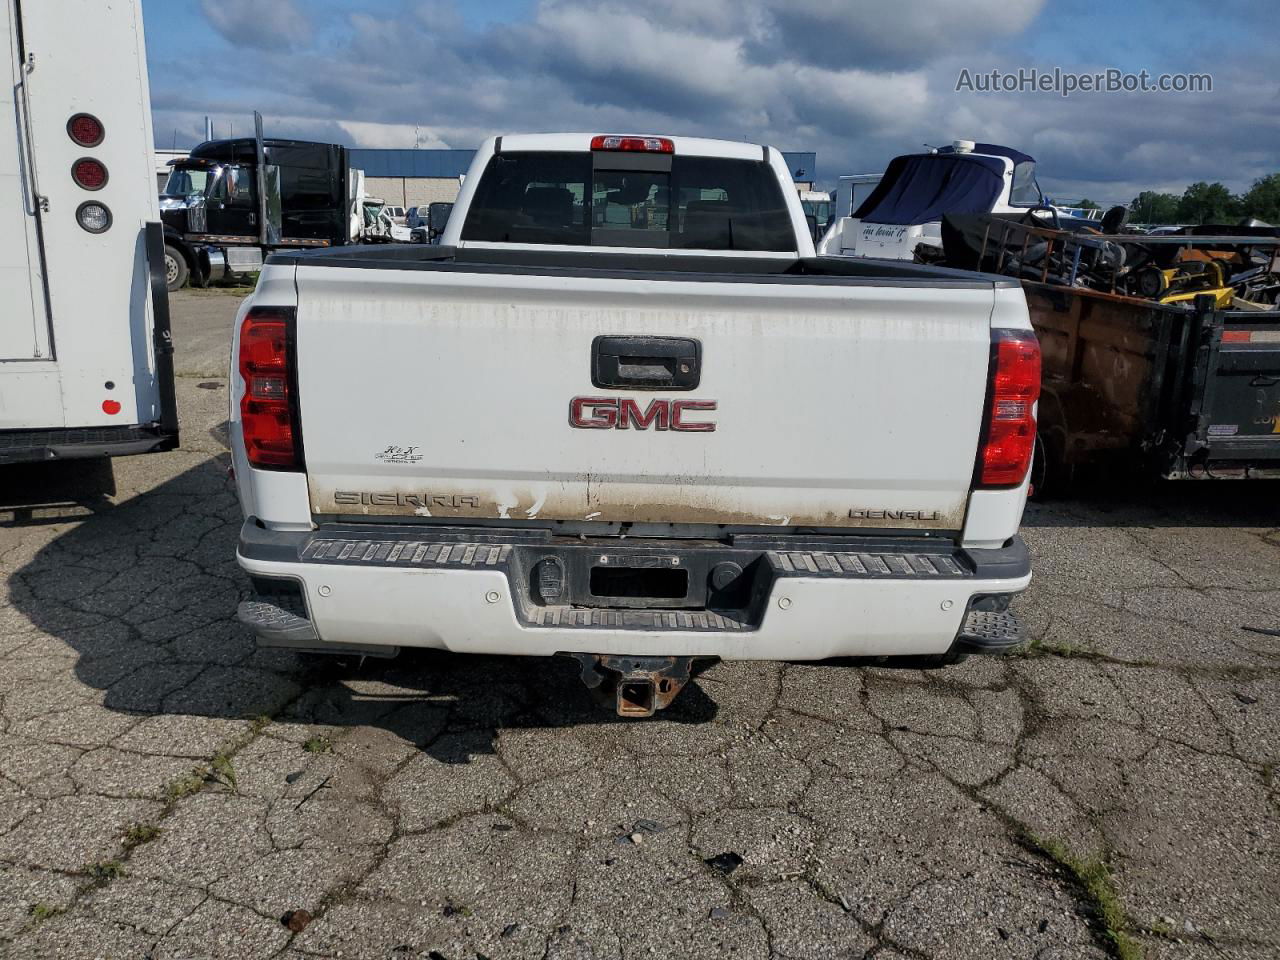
[590,135,674,153]
[978,329,1041,487]
[71,157,108,190]
[239,308,301,470]
[67,113,104,147]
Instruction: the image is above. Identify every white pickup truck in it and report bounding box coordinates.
[230,133,1040,716]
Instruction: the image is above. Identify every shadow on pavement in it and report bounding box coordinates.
[0,458,117,527]
[8,457,719,766]
[1024,477,1280,528]
[23,453,1272,765]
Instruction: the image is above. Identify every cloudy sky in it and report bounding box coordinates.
[142,0,1278,204]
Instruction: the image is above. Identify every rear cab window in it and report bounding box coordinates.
[461,151,796,251]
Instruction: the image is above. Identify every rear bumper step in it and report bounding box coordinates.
[236,596,399,658]
[236,520,1032,660]
[0,423,178,464]
[237,599,317,643]
[952,608,1026,654]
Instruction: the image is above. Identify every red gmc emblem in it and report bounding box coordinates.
[569,397,717,432]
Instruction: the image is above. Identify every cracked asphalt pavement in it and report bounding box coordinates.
[1,288,1277,960]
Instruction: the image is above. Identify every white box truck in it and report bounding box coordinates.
[1,0,177,464]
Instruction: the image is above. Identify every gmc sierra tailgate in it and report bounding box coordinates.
[293,260,997,532]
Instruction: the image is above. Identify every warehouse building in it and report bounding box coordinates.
[349,149,476,208]
[348,148,819,206]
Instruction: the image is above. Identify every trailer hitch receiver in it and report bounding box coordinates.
[564,654,696,717]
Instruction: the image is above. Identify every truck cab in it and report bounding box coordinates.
[798,189,832,235]
[159,136,355,289]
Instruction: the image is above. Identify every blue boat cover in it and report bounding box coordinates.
[853,154,1006,226]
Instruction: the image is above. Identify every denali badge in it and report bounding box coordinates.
[569,397,717,432]
[848,508,941,521]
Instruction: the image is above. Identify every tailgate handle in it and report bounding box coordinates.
[592,336,701,391]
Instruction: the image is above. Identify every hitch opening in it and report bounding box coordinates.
[618,679,656,717]
[562,653,697,718]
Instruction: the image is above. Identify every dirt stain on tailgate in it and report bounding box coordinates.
[312,481,966,531]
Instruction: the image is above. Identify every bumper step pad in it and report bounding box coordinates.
[530,607,747,631]
[301,538,512,568]
[767,549,965,578]
[953,608,1026,653]
[236,598,400,658]
[237,599,318,642]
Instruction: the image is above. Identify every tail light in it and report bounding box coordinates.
[590,135,674,153]
[239,307,302,470]
[977,329,1041,487]
[67,113,105,147]
[71,157,108,190]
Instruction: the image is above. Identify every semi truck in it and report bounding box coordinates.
[1,0,177,465]
[229,133,1039,716]
[159,117,366,290]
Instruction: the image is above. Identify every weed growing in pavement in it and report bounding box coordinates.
[1144,917,1180,939]
[1025,834,1141,960]
[210,752,238,792]
[123,823,161,848]
[83,861,126,886]
[164,768,206,802]
[1019,634,1079,658]
[303,736,333,754]
[28,903,64,923]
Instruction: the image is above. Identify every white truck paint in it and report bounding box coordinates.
[1,0,176,461]
[231,133,1039,714]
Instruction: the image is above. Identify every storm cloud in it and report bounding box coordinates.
[148,0,1279,203]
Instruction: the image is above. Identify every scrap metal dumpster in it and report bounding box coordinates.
[1028,284,1280,480]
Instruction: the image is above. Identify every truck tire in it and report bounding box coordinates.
[164,244,189,292]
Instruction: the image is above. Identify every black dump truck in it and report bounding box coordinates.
[159,119,360,290]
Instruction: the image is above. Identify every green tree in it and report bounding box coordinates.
[1129,191,1181,225]
[1077,198,1101,210]
[1238,173,1280,224]
[1176,181,1240,225]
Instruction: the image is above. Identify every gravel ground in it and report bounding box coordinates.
[0,288,1276,959]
